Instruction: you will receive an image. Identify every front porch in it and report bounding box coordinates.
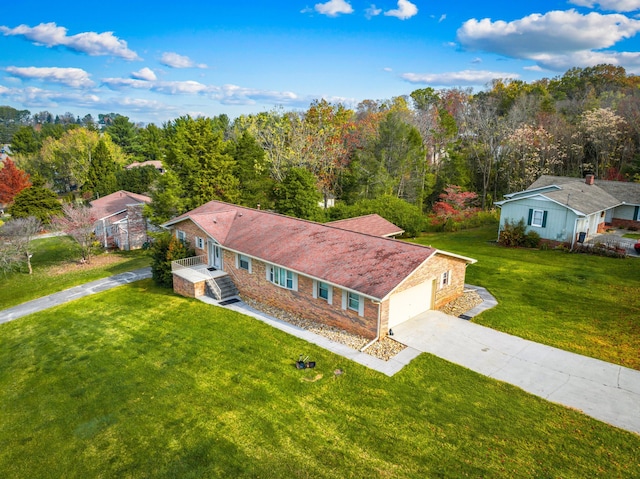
[171,255,239,299]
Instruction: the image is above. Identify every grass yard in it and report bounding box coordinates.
[0,280,638,478]
[0,235,150,309]
[414,225,640,370]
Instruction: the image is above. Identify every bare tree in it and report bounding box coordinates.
[52,204,98,264]
[0,216,42,274]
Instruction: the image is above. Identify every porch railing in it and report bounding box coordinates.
[171,254,207,272]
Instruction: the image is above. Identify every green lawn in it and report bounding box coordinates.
[0,235,150,309]
[0,280,638,478]
[622,233,640,240]
[413,225,640,370]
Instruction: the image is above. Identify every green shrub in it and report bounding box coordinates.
[150,232,195,288]
[498,219,527,246]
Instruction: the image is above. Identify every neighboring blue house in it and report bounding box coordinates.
[496,175,640,247]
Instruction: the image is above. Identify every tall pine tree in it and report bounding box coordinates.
[84,139,118,198]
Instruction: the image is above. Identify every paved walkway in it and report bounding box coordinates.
[1,272,638,435]
[0,268,152,324]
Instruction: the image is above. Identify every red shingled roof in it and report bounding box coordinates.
[165,201,437,300]
[327,214,404,237]
[90,190,151,220]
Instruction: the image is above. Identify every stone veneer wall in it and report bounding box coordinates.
[223,250,380,339]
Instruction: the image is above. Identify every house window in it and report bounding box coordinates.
[440,270,452,289]
[313,280,332,303]
[528,209,547,228]
[237,254,251,272]
[176,230,187,243]
[342,291,364,316]
[347,292,360,311]
[268,265,296,290]
[195,236,205,249]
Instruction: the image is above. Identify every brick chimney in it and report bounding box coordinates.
[585,174,595,185]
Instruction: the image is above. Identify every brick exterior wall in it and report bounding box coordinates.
[173,274,205,298]
[224,250,380,339]
[378,253,468,333]
[611,218,640,230]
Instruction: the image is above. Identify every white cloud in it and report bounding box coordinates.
[384,0,418,20]
[102,77,212,95]
[215,84,300,105]
[439,14,447,23]
[0,22,140,60]
[0,84,101,108]
[4,66,94,88]
[365,4,382,19]
[569,0,640,12]
[314,0,354,17]
[131,67,157,81]
[160,52,207,69]
[457,9,640,70]
[400,69,520,85]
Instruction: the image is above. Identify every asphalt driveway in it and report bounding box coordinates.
[391,310,640,435]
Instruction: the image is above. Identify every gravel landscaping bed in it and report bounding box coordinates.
[242,290,486,362]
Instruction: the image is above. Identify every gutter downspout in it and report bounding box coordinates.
[102,218,107,248]
[571,216,578,250]
[360,300,382,352]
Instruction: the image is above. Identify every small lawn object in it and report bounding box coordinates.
[634,242,640,254]
[295,355,316,369]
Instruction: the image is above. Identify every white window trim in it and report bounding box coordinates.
[342,290,364,317]
[195,236,205,249]
[236,253,252,273]
[176,230,186,242]
[266,264,298,291]
[531,209,544,227]
[313,280,333,304]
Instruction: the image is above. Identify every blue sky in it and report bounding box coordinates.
[1,0,640,124]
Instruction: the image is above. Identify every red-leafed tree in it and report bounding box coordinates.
[0,158,31,204]
[432,185,479,225]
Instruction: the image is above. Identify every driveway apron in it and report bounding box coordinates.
[391,310,640,435]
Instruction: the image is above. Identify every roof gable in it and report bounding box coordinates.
[326,214,404,237]
[498,176,622,215]
[163,201,456,299]
[89,190,151,220]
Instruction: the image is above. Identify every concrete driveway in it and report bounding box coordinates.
[391,311,640,435]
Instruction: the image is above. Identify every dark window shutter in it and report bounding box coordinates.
[527,209,533,226]
[635,205,639,221]
[542,211,548,228]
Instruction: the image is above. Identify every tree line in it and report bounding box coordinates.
[2,63,640,235]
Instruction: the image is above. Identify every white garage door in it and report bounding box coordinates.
[388,281,433,328]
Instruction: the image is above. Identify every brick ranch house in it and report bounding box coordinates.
[162,201,476,340]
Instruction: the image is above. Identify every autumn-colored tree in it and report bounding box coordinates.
[51,203,99,263]
[0,158,31,204]
[432,185,479,228]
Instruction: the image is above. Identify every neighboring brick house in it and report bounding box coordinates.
[163,201,476,340]
[90,190,152,250]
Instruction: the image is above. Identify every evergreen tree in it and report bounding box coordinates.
[272,167,323,220]
[84,140,119,198]
[9,186,62,223]
[232,130,274,209]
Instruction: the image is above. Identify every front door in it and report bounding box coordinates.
[208,241,222,269]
